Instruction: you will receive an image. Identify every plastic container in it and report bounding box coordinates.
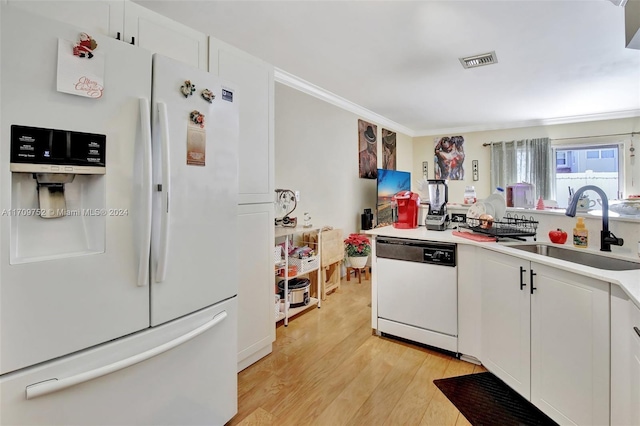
[573,217,588,248]
[463,186,477,204]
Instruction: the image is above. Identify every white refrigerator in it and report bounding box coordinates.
[0,6,238,425]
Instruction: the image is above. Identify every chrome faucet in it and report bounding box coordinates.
[565,185,623,252]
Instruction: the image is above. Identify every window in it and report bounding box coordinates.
[553,143,622,207]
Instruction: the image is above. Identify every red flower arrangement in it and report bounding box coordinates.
[344,233,371,257]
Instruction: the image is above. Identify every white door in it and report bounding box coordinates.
[631,303,640,426]
[377,258,457,336]
[480,251,531,398]
[210,38,275,204]
[124,1,208,70]
[0,7,151,375]
[237,203,274,371]
[6,0,124,39]
[0,298,237,426]
[530,263,609,426]
[150,54,239,326]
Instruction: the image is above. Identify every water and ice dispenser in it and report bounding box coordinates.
[9,125,106,263]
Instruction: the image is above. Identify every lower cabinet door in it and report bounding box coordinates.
[631,302,640,426]
[530,263,609,426]
[237,203,275,371]
[480,251,531,398]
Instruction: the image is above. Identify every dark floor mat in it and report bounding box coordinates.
[434,372,558,426]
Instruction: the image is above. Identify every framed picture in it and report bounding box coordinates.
[358,119,377,179]
[382,129,396,170]
[434,135,465,180]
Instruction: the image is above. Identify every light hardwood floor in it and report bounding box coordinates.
[228,274,486,426]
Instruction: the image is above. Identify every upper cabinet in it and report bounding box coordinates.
[209,38,275,204]
[6,0,208,70]
[123,1,207,70]
[6,0,123,38]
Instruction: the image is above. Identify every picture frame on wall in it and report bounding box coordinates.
[358,119,377,179]
[434,135,465,180]
[382,129,396,171]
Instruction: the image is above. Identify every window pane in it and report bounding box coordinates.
[555,145,620,207]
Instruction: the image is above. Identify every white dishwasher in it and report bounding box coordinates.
[376,237,458,354]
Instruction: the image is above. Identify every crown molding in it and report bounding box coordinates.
[274,67,416,137]
[413,109,640,137]
[274,67,640,139]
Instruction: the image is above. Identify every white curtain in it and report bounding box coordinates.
[489,138,553,200]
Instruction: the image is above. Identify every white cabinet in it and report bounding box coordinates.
[480,250,531,397]
[6,0,123,38]
[480,250,610,426]
[611,285,640,426]
[7,0,207,70]
[209,39,274,205]
[457,244,482,362]
[237,204,275,372]
[632,302,640,426]
[529,263,609,426]
[123,1,207,70]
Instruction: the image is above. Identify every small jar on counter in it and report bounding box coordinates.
[464,186,477,204]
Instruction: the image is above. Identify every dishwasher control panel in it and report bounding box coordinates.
[423,247,455,265]
[376,238,456,267]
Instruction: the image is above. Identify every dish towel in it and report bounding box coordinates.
[452,230,497,242]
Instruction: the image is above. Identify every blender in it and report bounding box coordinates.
[425,179,449,231]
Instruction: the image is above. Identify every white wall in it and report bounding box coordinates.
[413,117,640,204]
[275,83,413,235]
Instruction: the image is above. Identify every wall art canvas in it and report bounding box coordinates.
[434,135,465,180]
[382,129,397,170]
[358,119,377,179]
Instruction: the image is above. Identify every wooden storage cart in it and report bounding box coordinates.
[320,228,343,299]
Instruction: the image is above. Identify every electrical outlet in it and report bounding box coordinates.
[451,213,467,223]
[294,190,300,202]
[472,160,479,181]
[422,161,428,177]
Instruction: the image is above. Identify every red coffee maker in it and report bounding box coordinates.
[392,191,420,229]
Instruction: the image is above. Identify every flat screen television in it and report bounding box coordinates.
[376,168,411,225]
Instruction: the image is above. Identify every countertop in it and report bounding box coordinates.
[365,226,640,309]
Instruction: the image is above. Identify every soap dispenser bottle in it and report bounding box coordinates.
[573,217,588,248]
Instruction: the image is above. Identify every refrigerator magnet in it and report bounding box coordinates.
[187,111,206,166]
[57,38,104,99]
[201,89,215,103]
[181,80,196,98]
[72,32,97,59]
[189,110,205,128]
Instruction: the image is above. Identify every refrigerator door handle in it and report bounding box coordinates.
[137,98,152,287]
[155,102,171,283]
[25,311,228,400]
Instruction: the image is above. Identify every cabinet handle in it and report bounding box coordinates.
[130,36,135,45]
[634,327,640,339]
[519,266,526,290]
[530,269,537,294]
[116,32,121,40]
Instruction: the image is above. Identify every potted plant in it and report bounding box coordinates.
[344,233,371,269]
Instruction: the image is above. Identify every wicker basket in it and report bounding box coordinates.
[273,246,283,264]
[288,255,319,274]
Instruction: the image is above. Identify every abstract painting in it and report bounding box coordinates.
[434,135,465,180]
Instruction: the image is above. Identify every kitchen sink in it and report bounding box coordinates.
[507,244,640,271]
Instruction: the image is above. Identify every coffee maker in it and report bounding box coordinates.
[425,180,449,231]
[391,191,420,229]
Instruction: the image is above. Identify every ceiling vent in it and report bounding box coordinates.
[459,51,498,69]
